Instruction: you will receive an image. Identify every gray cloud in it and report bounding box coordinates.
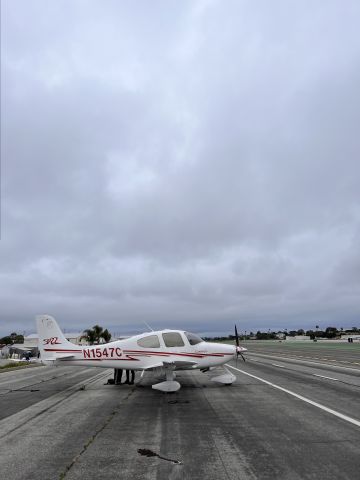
[1,0,360,336]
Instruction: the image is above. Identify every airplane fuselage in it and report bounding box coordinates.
[42,330,236,370]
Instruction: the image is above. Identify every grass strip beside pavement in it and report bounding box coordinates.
[0,361,40,372]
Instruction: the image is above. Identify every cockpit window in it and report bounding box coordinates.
[137,335,160,348]
[162,332,185,347]
[185,332,203,345]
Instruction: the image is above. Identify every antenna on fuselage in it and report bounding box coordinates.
[143,321,154,332]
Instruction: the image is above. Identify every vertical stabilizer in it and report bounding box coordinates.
[36,315,79,361]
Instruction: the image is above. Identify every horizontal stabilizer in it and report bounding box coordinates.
[41,353,76,365]
[54,354,75,360]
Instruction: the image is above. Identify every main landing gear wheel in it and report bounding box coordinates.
[152,381,181,393]
[152,366,180,392]
[210,367,236,386]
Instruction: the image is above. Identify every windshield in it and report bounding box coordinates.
[185,332,203,345]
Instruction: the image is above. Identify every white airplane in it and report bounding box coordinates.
[36,315,247,392]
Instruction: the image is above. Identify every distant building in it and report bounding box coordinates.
[340,335,360,342]
[285,335,311,341]
[0,332,88,359]
[23,333,40,348]
[1,344,36,359]
[275,333,285,340]
[1,345,10,358]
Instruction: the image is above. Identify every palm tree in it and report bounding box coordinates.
[102,329,112,343]
[80,328,97,345]
[92,325,104,342]
[80,325,112,345]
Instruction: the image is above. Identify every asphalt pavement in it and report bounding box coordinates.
[0,343,359,480]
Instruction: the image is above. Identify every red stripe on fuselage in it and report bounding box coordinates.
[44,348,232,359]
[44,348,83,352]
[123,350,231,358]
[63,358,139,362]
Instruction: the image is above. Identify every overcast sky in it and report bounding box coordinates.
[1,0,360,337]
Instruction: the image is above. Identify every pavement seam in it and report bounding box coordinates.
[0,370,87,395]
[0,370,111,436]
[0,364,43,374]
[198,388,233,480]
[58,386,137,479]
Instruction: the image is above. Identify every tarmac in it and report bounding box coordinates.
[0,341,359,479]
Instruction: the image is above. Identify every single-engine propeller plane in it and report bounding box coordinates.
[36,315,247,392]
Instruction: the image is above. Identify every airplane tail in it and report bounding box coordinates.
[36,315,80,362]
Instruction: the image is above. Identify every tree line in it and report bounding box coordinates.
[206,326,360,342]
[1,325,359,346]
[0,332,24,345]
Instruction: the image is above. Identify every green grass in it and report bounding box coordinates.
[0,361,30,369]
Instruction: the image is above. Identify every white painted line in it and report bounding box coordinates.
[313,374,339,381]
[226,364,360,428]
[246,352,360,373]
[271,363,285,368]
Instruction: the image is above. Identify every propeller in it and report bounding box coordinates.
[235,325,246,363]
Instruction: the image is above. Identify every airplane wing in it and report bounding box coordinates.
[164,360,198,369]
[143,362,165,370]
[142,360,198,370]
